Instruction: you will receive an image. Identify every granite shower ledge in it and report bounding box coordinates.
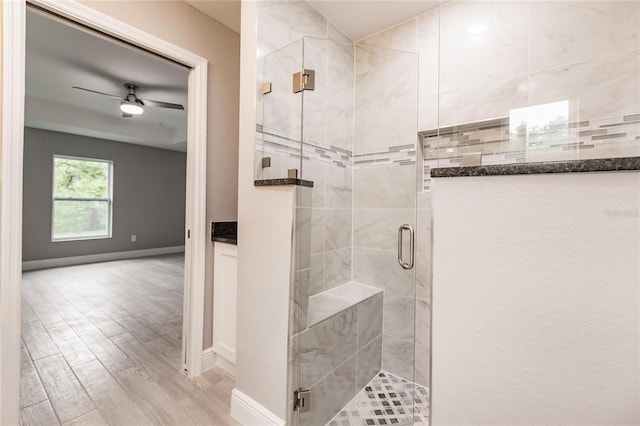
[254,178,314,188]
[430,157,640,178]
[308,282,382,327]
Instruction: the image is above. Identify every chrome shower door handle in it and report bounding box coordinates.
[397,224,415,270]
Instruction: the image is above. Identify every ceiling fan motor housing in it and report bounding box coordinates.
[124,83,144,105]
[120,83,144,115]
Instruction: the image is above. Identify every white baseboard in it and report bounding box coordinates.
[22,246,185,271]
[202,348,217,371]
[215,354,236,375]
[231,389,285,426]
[202,348,236,376]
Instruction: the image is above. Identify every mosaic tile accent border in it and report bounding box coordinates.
[257,112,639,189]
[328,371,430,426]
[256,125,352,168]
[256,126,419,173]
[421,113,640,191]
[353,145,417,169]
[421,113,640,166]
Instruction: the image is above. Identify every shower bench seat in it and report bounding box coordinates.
[307,281,382,327]
[294,281,384,424]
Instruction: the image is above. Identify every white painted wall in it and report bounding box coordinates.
[431,171,640,425]
[233,1,294,423]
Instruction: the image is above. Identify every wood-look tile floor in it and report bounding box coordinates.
[19,254,239,426]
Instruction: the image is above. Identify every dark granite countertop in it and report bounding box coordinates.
[430,157,640,178]
[255,178,314,188]
[213,237,237,245]
[211,221,237,245]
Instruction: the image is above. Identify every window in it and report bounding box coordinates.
[509,100,570,154]
[52,155,113,241]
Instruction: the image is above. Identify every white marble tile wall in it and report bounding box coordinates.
[415,192,432,387]
[290,187,313,339]
[297,306,357,388]
[352,12,423,389]
[435,1,529,127]
[528,49,640,124]
[256,0,355,181]
[303,36,354,299]
[264,0,427,421]
[261,40,304,142]
[355,45,418,155]
[257,0,328,59]
[260,2,362,422]
[359,0,639,160]
[257,0,356,305]
[351,32,422,380]
[276,1,640,420]
[297,356,356,426]
[353,29,421,375]
[325,41,355,152]
[350,0,639,388]
[529,1,640,73]
[417,10,440,132]
[357,336,383,390]
[352,162,422,383]
[293,292,384,426]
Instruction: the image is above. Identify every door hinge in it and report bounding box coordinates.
[292,69,315,93]
[294,389,311,412]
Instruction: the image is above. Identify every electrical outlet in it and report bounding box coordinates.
[131,235,137,242]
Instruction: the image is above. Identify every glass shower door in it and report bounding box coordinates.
[350,43,425,426]
[289,36,424,425]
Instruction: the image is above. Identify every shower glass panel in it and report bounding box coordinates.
[288,36,423,425]
[256,39,304,180]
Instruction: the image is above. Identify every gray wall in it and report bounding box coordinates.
[23,127,187,261]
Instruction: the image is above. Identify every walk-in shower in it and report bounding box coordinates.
[253,0,640,424]
[256,34,428,425]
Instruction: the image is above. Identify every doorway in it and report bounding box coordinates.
[1,1,209,423]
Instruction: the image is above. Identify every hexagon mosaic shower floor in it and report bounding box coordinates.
[327,371,430,426]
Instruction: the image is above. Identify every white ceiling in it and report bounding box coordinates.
[185,0,442,42]
[26,8,189,152]
[307,1,441,41]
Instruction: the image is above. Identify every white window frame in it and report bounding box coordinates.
[51,155,114,242]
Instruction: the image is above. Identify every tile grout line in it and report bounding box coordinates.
[25,264,149,424]
[40,317,99,424]
[23,322,64,426]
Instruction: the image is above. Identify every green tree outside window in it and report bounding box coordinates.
[52,156,112,240]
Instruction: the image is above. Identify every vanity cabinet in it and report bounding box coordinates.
[213,241,238,366]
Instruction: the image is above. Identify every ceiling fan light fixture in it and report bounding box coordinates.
[120,100,143,115]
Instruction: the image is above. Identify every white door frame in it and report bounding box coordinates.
[1,1,208,422]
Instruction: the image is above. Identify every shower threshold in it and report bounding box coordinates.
[327,371,430,426]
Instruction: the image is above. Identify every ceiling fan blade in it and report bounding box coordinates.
[122,112,133,118]
[139,98,184,110]
[73,86,123,100]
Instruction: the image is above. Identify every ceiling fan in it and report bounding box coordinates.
[72,83,185,117]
